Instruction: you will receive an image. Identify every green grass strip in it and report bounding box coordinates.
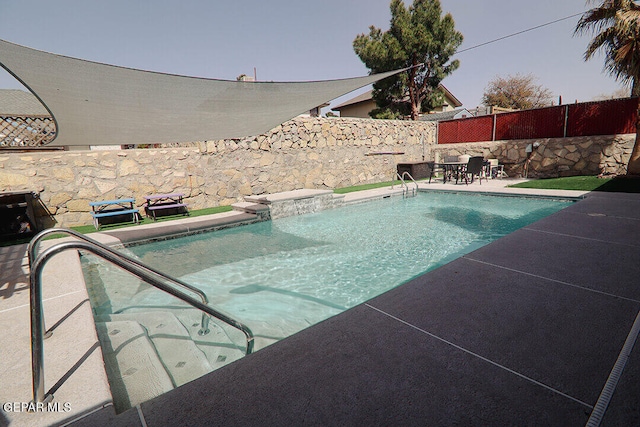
[0,206,234,246]
[508,175,640,193]
[334,180,406,194]
[70,205,233,234]
[508,176,612,191]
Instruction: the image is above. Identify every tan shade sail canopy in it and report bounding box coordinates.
[0,39,404,146]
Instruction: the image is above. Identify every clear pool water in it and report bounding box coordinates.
[100,192,572,349]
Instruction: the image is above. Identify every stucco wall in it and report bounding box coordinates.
[0,117,435,228]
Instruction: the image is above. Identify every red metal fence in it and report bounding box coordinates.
[437,115,493,143]
[438,97,638,144]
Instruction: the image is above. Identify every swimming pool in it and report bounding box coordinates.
[81,191,572,410]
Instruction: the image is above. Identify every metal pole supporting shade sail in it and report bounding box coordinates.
[0,39,405,147]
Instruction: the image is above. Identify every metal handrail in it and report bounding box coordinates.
[401,171,419,194]
[29,232,254,403]
[28,228,213,336]
[394,171,418,197]
[392,172,407,194]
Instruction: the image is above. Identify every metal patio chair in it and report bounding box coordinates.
[462,156,486,185]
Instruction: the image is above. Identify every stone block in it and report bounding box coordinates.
[565,151,581,162]
[0,170,30,187]
[259,153,275,167]
[553,148,568,158]
[541,157,556,168]
[66,199,92,212]
[507,148,520,161]
[94,180,118,194]
[590,153,603,162]
[50,192,73,207]
[602,144,616,156]
[94,169,117,180]
[239,182,253,196]
[118,159,140,176]
[52,167,75,181]
[574,159,588,171]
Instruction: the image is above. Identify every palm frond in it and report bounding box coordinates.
[577,0,640,85]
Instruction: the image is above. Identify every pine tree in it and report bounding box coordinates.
[353,0,463,120]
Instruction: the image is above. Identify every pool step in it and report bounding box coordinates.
[104,312,214,386]
[95,320,174,412]
[96,311,219,411]
[171,310,246,367]
[231,201,270,217]
[104,307,247,367]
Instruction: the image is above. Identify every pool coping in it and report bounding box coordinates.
[0,179,624,426]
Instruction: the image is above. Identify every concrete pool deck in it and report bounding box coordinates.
[2,178,639,425]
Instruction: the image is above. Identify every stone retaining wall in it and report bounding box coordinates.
[432,134,634,178]
[1,114,635,229]
[0,117,434,228]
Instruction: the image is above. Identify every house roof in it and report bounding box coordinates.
[332,84,462,111]
[439,84,462,108]
[0,89,49,116]
[419,108,471,122]
[333,90,375,110]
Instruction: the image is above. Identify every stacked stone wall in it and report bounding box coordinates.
[1,114,635,229]
[432,134,634,178]
[0,117,434,228]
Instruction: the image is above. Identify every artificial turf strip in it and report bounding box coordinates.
[508,176,612,191]
[333,180,405,194]
[0,205,235,246]
[509,175,640,193]
[68,205,234,234]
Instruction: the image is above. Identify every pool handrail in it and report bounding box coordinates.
[394,171,418,197]
[28,229,255,404]
[29,228,214,335]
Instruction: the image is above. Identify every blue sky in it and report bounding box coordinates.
[0,0,625,111]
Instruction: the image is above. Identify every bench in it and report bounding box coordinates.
[90,198,140,230]
[144,193,189,220]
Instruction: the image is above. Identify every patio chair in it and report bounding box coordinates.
[427,161,444,183]
[487,159,507,179]
[462,156,486,185]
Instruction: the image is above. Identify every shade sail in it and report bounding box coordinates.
[0,39,404,146]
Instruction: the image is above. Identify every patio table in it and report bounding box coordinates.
[144,193,188,220]
[435,162,467,184]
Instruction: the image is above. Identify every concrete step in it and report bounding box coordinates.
[172,310,246,367]
[95,320,174,412]
[231,201,270,216]
[99,311,213,388]
[105,307,247,368]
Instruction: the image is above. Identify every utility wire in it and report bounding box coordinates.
[457,12,585,54]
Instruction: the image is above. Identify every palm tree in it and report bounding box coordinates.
[575,0,640,175]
